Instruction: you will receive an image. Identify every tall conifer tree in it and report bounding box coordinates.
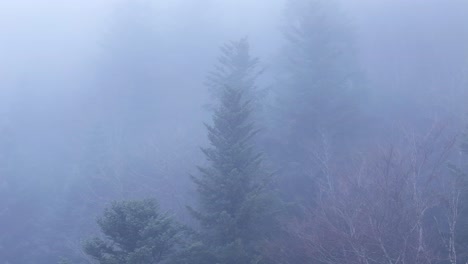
[270,0,365,207]
[188,39,276,264]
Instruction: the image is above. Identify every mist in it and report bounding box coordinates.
[1,0,467,263]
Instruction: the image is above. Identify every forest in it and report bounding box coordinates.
[1,0,468,263]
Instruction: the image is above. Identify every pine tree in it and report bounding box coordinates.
[270,0,365,207]
[83,199,181,264]
[188,40,276,264]
[206,38,263,110]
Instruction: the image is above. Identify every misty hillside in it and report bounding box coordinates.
[0,0,468,263]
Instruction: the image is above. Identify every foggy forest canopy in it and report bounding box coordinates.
[1,0,468,263]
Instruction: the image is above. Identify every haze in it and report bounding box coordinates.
[1,0,468,263]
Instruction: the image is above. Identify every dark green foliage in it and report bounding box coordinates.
[188,40,277,264]
[83,199,180,264]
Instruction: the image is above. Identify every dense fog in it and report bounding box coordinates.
[1,0,468,263]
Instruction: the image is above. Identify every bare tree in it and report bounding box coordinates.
[266,125,458,264]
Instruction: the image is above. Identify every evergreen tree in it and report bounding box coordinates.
[270,0,365,207]
[206,38,264,111]
[83,199,181,264]
[188,40,276,264]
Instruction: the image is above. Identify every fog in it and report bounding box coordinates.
[0,0,467,263]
